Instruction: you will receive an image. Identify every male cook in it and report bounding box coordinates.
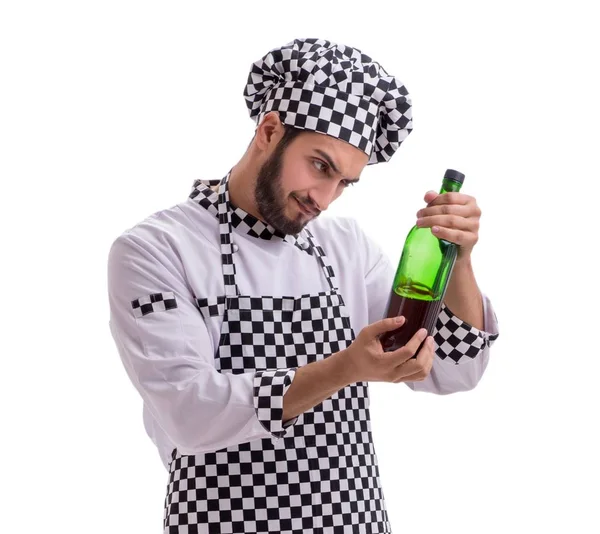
[107,37,499,534]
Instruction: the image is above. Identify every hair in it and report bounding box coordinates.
[248,123,304,151]
[278,124,305,149]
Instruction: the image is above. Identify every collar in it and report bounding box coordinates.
[189,178,313,254]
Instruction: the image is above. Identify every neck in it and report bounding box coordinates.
[227,154,264,220]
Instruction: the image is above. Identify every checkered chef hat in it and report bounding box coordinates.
[243,38,413,164]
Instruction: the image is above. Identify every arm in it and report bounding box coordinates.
[282,351,353,421]
[107,232,305,454]
[284,314,438,420]
[406,286,499,394]
[110,230,420,450]
[443,257,484,330]
[356,221,499,395]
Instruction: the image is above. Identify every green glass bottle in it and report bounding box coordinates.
[380,169,465,353]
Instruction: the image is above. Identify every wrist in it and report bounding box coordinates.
[455,253,473,270]
[329,348,360,387]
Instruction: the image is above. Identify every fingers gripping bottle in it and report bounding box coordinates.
[379,169,465,353]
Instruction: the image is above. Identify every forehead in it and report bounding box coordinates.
[291,131,369,172]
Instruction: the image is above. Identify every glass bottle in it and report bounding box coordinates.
[379,169,465,353]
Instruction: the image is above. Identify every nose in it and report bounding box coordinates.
[311,183,339,212]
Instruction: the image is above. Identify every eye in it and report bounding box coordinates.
[313,159,329,173]
[341,180,355,188]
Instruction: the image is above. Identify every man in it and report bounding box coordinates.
[107,38,499,534]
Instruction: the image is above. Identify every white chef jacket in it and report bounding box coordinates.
[107,190,499,469]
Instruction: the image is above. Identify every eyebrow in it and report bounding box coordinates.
[313,149,361,183]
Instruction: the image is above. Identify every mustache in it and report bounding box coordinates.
[292,194,320,214]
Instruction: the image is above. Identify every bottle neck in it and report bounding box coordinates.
[440,178,463,194]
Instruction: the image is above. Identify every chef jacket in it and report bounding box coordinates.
[107,177,499,533]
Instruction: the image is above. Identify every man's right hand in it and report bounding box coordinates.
[341,316,435,384]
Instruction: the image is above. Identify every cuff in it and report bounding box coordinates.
[434,302,499,365]
[253,368,298,438]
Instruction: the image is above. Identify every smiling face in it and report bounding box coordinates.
[254,126,369,235]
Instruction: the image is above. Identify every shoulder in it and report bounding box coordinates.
[110,203,177,249]
[108,199,215,271]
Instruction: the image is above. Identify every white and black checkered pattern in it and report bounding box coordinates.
[131,292,177,318]
[244,38,413,164]
[189,178,313,254]
[164,173,392,533]
[167,173,495,532]
[195,295,226,319]
[435,304,499,364]
[253,368,298,438]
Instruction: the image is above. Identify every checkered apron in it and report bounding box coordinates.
[163,176,391,533]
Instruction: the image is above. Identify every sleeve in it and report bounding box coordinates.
[107,232,298,456]
[355,220,500,395]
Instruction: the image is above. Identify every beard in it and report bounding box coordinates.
[254,145,314,236]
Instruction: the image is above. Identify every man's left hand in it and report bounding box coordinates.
[416,190,481,261]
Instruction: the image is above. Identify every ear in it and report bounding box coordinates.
[254,111,284,151]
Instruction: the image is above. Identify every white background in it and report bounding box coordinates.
[1,1,598,532]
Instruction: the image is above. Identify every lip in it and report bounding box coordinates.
[294,195,318,216]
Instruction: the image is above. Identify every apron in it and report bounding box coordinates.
[163,174,391,534]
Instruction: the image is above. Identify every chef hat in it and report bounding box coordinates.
[243,38,413,165]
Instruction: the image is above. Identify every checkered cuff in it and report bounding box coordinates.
[253,368,298,438]
[434,304,499,365]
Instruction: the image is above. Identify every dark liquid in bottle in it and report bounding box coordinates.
[380,284,443,353]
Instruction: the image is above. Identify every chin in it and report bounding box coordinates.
[277,214,308,236]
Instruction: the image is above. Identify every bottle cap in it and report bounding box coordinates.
[444,169,465,184]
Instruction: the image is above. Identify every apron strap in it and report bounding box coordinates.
[217,175,241,298]
[304,228,339,292]
[216,174,340,296]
